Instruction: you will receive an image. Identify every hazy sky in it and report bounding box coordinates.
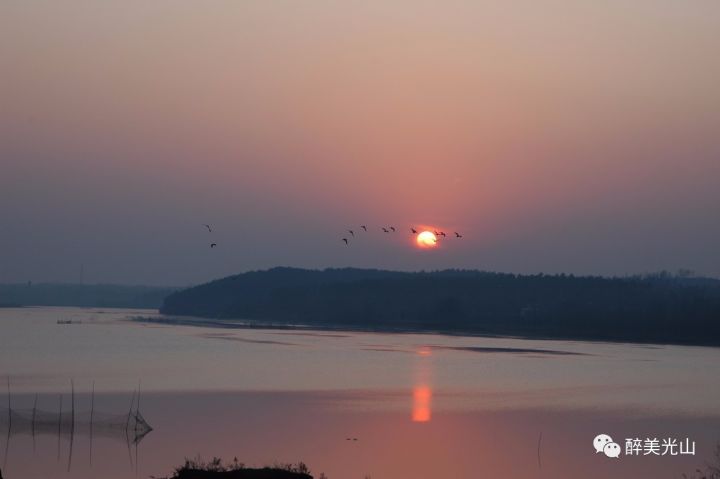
[1,0,719,285]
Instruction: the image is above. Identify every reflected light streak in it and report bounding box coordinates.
[412,384,432,422]
[412,346,433,422]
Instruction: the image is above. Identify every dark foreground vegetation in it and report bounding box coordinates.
[152,448,720,479]
[160,267,720,346]
[160,458,315,479]
[683,444,720,479]
[0,283,176,309]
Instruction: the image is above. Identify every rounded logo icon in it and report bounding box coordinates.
[593,434,613,453]
[604,442,621,458]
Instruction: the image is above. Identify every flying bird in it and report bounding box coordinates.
[361,225,367,232]
[439,231,447,237]
[389,226,396,232]
[454,232,463,238]
[382,227,389,233]
[210,243,217,248]
[411,228,418,234]
[203,224,212,233]
[348,229,355,237]
[342,238,349,245]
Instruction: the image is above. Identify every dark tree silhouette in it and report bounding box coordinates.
[160,268,720,346]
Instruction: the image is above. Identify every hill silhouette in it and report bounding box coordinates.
[160,268,720,346]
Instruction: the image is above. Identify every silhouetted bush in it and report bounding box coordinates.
[162,456,314,479]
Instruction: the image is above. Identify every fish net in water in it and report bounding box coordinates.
[0,408,152,444]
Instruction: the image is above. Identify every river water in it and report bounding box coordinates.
[1,306,718,478]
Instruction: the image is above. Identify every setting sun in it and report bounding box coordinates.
[416,231,438,248]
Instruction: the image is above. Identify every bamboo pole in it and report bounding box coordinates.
[125,390,136,434]
[135,380,141,435]
[68,381,75,472]
[5,378,10,432]
[57,394,63,462]
[70,380,75,438]
[90,380,95,465]
[32,393,38,453]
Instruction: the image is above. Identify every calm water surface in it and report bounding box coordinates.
[1,307,719,478]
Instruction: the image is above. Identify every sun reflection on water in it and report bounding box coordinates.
[412,347,433,422]
[412,385,432,422]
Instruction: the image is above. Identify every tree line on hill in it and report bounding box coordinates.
[160,267,720,346]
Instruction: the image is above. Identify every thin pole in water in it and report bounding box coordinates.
[537,431,543,469]
[89,380,95,465]
[135,379,141,476]
[5,378,10,432]
[70,380,75,436]
[124,389,136,470]
[3,378,10,470]
[32,393,38,452]
[68,380,75,472]
[125,390,136,434]
[135,380,141,435]
[57,394,63,462]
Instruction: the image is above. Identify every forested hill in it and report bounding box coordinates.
[160,268,720,346]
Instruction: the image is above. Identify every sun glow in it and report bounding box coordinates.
[416,230,438,248]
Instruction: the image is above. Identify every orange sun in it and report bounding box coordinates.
[416,230,438,248]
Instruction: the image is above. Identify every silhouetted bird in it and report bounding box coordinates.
[342,238,349,245]
[454,232,462,238]
[390,226,396,232]
[382,227,390,233]
[348,229,355,237]
[361,225,367,231]
[210,243,217,248]
[203,224,212,233]
[439,231,447,237]
[411,228,418,234]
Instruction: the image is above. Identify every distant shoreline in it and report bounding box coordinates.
[130,315,720,349]
[0,283,177,309]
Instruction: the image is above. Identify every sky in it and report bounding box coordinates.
[1,0,719,286]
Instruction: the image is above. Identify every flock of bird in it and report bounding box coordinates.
[201,223,463,248]
[341,226,463,245]
[203,224,217,248]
